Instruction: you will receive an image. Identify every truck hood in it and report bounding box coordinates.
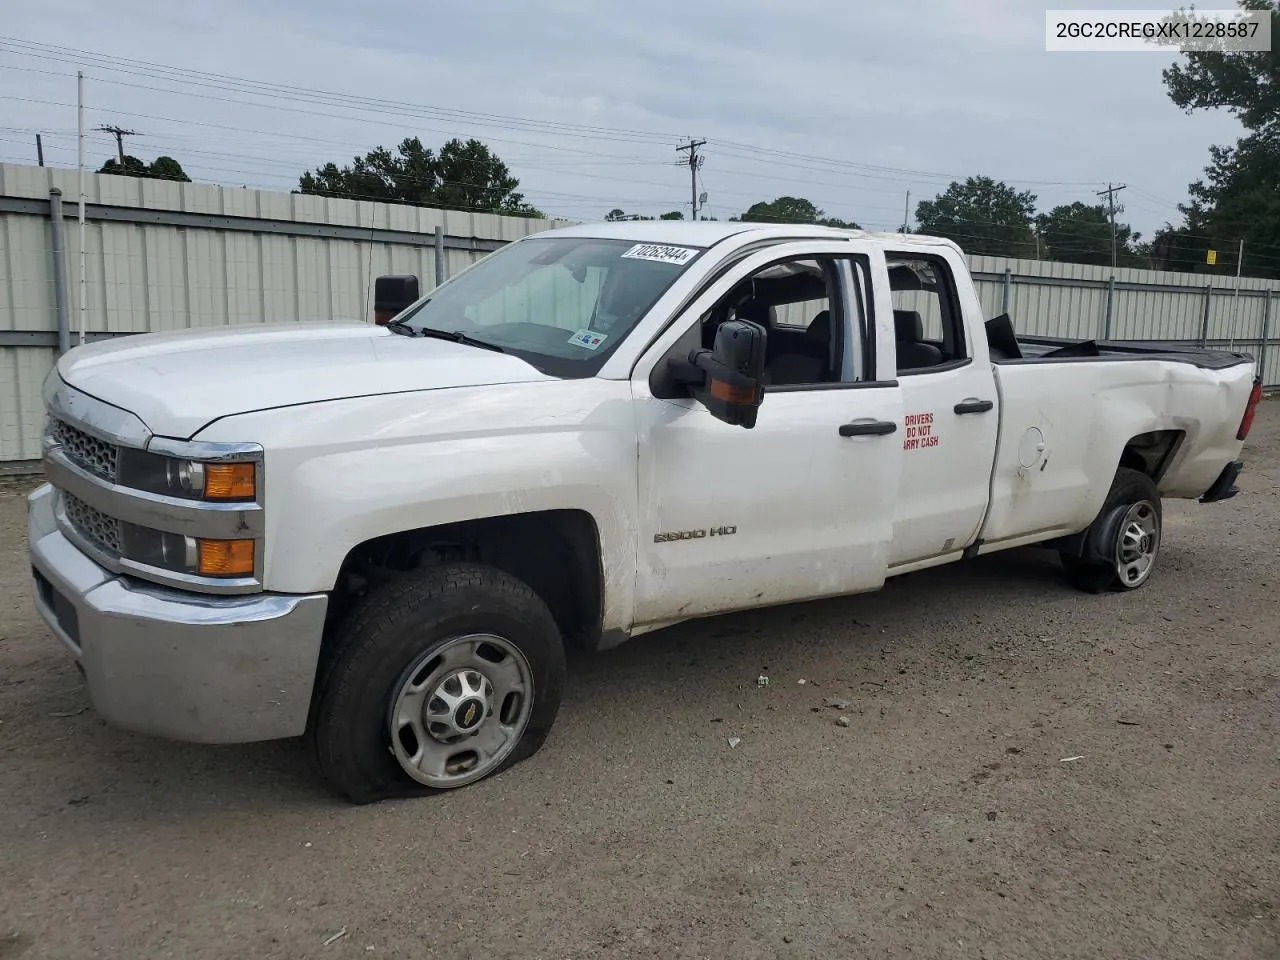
[55,322,556,439]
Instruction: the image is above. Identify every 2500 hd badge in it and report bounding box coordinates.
[654,525,738,543]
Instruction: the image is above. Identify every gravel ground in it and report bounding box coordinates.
[1,405,1278,960]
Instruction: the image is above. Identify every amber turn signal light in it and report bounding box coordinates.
[197,538,255,577]
[203,463,256,500]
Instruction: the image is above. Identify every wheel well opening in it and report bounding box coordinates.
[327,510,604,651]
[1121,430,1184,482]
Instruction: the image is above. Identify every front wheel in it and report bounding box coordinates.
[307,562,566,804]
[1060,467,1162,593]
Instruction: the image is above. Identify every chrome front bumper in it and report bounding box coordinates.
[27,483,329,743]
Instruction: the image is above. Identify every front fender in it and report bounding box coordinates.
[193,380,641,632]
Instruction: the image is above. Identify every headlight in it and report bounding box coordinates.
[120,451,257,503]
[123,526,257,579]
[162,459,256,500]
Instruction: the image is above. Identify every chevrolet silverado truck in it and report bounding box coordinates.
[27,221,1262,803]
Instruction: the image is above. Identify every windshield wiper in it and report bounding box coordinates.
[384,319,418,337]
[415,326,505,353]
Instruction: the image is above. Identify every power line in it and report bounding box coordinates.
[0,39,1114,191]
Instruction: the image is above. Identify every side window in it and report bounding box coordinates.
[696,256,868,389]
[885,255,966,374]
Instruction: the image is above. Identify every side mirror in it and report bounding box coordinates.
[671,319,767,429]
[373,275,420,325]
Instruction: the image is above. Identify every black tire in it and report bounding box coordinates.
[1060,467,1163,594]
[307,562,566,804]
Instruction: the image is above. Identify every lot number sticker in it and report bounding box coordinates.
[620,243,699,266]
[568,329,608,350]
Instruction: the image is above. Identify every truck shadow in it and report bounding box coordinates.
[21,544,1092,816]
[566,545,1076,682]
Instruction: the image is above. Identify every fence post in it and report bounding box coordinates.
[1199,283,1212,347]
[1260,289,1273,386]
[1103,275,1115,341]
[1002,267,1011,315]
[48,188,72,355]
[434,225,445,286]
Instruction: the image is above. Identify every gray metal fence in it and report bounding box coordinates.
[3,161,1278,469]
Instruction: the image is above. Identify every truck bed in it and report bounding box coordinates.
[984,315,1254,370]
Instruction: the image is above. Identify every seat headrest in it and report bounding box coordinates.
[893,309,924,342]
[806,309,830,341]
[735,297,774,330]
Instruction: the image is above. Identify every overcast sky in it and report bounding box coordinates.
[0,0,1247,241]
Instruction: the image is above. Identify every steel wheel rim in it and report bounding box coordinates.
[388,633,534,789]
[1114,499,1160,588]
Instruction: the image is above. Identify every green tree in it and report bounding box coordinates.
[915,176,1037,258]
[1162,1,1280,132]
[1035,201,1142,266]
[300,137,544,217]
[1159,0,1280,277]
[98,154,191,182]
[603,208,685,221]
[740,196,859,228]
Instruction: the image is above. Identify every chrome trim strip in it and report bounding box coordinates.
[52,490,263,596]
[118,556,262,596]
[147,437,265,463]
[43,373,151,449]
[44,446,265,538]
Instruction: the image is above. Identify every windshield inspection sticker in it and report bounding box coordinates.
[620,243,699,266]
[568,329,608,350]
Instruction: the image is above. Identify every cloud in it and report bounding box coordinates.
[0,0,1246,234]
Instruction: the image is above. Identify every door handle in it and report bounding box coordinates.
[954,398,994,415]
[839,420,897,437]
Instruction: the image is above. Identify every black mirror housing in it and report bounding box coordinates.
[689,319,767,429]
[373,275,420,324]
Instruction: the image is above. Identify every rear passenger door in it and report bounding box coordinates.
[885,250,999,568]
[629,242,904,629]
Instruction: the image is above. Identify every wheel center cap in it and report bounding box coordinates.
[454,697,485,731]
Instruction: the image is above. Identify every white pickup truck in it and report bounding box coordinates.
[27,221,1262,803]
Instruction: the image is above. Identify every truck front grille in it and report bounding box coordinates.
[50,418,119,483]
[61,491,122,558]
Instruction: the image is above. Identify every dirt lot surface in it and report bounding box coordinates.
[1,406,1278,960]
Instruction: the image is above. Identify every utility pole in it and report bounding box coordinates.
[97,124,137,164]
[676,139,706,220]
[1228,237,1245,350]
[77,72,87,346]
[36,133,44,166]
[902,190,910,233]
[1096,182,1127,268]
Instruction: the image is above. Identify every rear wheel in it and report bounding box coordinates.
[307,562,566,804]
[1060,467,1162,593]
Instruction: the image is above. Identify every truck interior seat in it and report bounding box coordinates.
[894,310,944,371]
[759,305,834,386]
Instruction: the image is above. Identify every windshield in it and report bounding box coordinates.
[391,236,705,377]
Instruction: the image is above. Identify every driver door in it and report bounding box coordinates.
[629,241,904,629]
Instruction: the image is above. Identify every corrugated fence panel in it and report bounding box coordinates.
[0,211,54,333]
[5,160,1280,463]
[0,346,54,461]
